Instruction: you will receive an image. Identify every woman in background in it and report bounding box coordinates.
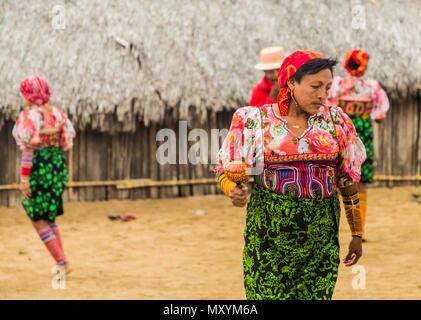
[13,75,76,274]
[327,49,390,241]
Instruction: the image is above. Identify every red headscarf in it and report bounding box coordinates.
[20,75,51,106]
[344,49,369,76]
[277,50,324,116]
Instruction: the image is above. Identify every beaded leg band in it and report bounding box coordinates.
[342,192,363,237]
[21,151,34,181]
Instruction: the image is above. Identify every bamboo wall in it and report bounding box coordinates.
[372,90,421,187]
[0,108,232,207]
[1,92,420,207]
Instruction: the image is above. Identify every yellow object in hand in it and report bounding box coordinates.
[217,173,237,197]
[224,162,249,184]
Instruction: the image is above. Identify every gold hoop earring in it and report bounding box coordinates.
[290,89,298,108]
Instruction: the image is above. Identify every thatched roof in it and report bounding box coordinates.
[0,0,420,132]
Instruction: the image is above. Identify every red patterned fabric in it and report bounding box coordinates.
[20,75,51,106]
[277,50,324,116]
[249,76,276,107]
[344,49,369,76]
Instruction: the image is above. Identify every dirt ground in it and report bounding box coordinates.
[1,185,421,300]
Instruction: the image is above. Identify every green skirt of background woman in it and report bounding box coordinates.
[348,115,373,183]
[22,146,68,222]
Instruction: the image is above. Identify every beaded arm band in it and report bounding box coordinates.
[20,151,34,181]
[217,172,237,197]
[342,192,363,237]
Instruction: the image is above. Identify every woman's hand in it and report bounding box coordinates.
[343,236,362,267]
[229,183,248,207]
[339,182,359,197]
[19,180,31,200]
[40,127,61,136]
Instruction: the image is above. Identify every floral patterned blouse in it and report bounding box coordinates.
[326,76,390,120]
[216,104,366,199]
[13,106,76,151]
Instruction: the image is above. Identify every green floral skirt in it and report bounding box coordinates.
[349,115,373,183]
[22,147,68,222]
[243,185,341,300]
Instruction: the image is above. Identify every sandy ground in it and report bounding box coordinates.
[1,186,421,300]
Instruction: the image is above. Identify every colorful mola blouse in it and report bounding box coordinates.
[216,104,366,199]
[326,76,390,120]
[13,106,76,151]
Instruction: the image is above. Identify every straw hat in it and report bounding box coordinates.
[254,46,285,71]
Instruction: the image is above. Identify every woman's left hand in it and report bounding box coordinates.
[343,236,362,267]
[19,180,31,200]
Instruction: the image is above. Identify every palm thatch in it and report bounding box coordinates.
[0,0,420,132]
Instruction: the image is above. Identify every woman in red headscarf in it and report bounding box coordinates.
[215,51,366,299]
[326,50,390,242]
[13,75,76,275]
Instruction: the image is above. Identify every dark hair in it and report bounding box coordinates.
[346,57,360,71]
[346,54,369,71]
[292,58,338,83]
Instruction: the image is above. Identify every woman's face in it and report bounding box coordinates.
[288,68,333,115]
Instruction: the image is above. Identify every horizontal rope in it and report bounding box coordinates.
[1,175,421,191]
[373,175,421,181]
[0,178,218,190]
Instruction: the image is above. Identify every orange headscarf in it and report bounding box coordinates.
[277,50,324,116]
[344,49,369,76]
